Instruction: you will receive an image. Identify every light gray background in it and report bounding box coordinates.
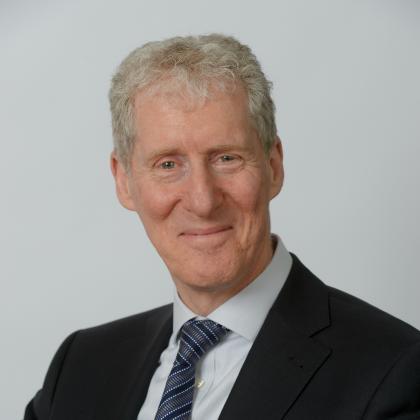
[1,0,419,418]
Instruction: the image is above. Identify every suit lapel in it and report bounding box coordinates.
[93,307,173,420]
[219,255,332,420]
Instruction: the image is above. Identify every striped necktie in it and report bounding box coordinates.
[155,318,229,420]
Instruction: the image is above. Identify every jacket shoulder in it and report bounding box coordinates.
[77,303,173,343]
[326,285,420,346]
[25,304,172,419]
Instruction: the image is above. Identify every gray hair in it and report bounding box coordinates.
[109,34,277,170]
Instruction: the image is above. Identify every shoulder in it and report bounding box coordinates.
[324,288,420,416]
[65,303,173,377]
[26,304,173,419]
[285,255,420,347]
[56,304,174,363]
[289,254,420,345]
[288,257,420,413]
[51,302,172,371]
[312,273,420,403]
[286,254,420,371]
[74,303,173,344]
[326,285,420,347]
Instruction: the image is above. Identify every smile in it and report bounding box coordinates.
[179,226,233,248]
[181,226,232,236]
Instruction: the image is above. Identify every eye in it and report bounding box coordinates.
[219,154,236,162]
[213,153,243,172]
[159,160,176,169]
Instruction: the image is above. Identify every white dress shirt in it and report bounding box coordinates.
[138,236,292,420]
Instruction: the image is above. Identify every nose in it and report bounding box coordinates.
[183,163,223,217]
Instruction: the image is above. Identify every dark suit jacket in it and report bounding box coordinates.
[25,255,420,419]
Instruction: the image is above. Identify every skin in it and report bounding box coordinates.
[111,86,284,316]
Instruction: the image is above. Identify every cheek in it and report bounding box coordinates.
[133,182,178,223]
[227,172,270,214]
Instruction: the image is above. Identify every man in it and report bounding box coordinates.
[25,34,420,420]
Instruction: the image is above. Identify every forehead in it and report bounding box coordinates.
[132,86,254,146]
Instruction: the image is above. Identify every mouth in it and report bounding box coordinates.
[180,226,232,237]
[179,226,232,249]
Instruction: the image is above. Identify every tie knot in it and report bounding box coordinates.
[178,319,229,365]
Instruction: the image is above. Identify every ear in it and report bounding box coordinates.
[110,152,136,211]
[268,136,284,199]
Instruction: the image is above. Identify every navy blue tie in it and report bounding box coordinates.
[154,318,229,420]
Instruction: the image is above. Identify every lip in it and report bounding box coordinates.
[180,226,232,236]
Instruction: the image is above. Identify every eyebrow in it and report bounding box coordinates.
[145,147,183,165]
[207,144,251,154]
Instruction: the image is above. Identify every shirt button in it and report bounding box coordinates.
[196,378,205,389]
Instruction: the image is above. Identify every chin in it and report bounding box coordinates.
[174,262,242,293]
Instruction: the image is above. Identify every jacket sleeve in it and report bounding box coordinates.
[24,331,79,420]
[362,340,420,419]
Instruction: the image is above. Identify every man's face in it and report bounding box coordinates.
[112,86,283,305]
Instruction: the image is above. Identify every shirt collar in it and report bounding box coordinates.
[172,235,292,342]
